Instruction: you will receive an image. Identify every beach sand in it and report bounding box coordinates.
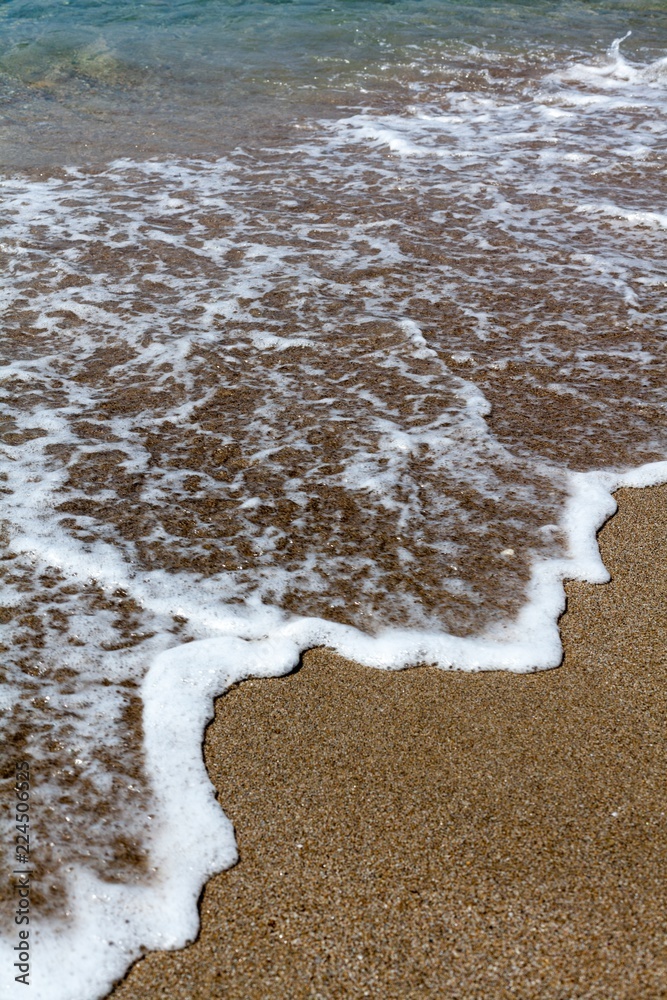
[109,483,667,999]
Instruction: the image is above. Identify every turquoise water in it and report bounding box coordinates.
[3,0,665,77]
[2,0,666,162]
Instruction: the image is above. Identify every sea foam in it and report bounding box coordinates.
[1,33,666,1000]
[2,458,667,1000]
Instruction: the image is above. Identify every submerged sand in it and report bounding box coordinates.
[109,484,667,999]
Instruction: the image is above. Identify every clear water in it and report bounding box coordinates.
[0,3,666,998]
[2,0,667,162]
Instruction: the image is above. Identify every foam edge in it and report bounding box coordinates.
[2,460,667,1000]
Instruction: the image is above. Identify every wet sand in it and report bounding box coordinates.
[109,483,667,999]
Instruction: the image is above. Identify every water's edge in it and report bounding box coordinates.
[2,460,666,1000]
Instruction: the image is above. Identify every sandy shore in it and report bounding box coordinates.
[109,484,667,999]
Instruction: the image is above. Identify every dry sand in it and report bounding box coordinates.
[109,483,667,999]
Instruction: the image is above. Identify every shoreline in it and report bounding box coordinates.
[108,482,667,999]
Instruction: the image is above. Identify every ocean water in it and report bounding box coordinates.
[1,2,666,997]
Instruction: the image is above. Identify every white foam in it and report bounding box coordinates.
[551,32,667,91]
[575,202,667,230]
[1,32,667,1000]
[3,458,667,1000]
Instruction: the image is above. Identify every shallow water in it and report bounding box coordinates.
[1,2,666,997]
